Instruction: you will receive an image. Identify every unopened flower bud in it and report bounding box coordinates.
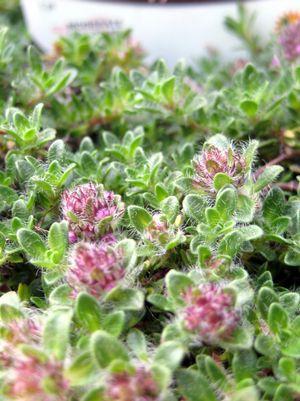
[145,213,169,242]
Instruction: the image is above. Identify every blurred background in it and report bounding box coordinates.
[21,0,300,65]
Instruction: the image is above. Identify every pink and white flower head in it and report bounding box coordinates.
[278,20,300,61]
[6,354,69,401]
[182,283,240,344]
[2,317,41,346]
[104,366,160,401]
[67,241,125,298]
[61,183,125,243]
[192,145,246,194]
[0,317,41,368]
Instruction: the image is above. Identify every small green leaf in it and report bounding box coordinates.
[12,199,30,221]
[281,336,300,358]
[17,228,47,259]
[238,225,263,240]
[215,187,237,218]
[0,185,18,208]
[127,329,147,359]
[218,231,244,259]
[47,68,77,96]
[220,326,253,350]
[284,248,300,266]
[213,173,233,191]
[271,216,290,234]
[43,309,72,360]
[243,140,259,170]
[204,356,228,390]
[128,206,152,232]
[80,152,97,175]
[273,384,295,401]
[254,166,284,193]
[160,196,179,223]
[28,45,43,73]
[279,292,300,315]
[254,334,278,356]
[278,357,296,381]
[232,350,257,382]
[236,194,255,223]
[48,221,68,261]
[75,292,102,332]
[268,302,289,334]
[91,330,129,369]
[102,311,125,337]
[183,194,206,221]
[66,352,96,386]
[105,287,144,311]
[116,239,136,270]
[166,270,193,303]
[48,139,66,163]
[154,341,184,371]
[240,100,258,117]
[177,369,218,401]
[161,76,175,103]
[49,285,72,306]
[147,293,174,311]
[151,365,172,392]
[257,287,279,320]
[205,208,220,227]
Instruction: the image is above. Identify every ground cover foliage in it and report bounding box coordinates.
[0,2,299,400]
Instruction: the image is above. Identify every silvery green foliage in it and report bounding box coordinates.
[0,2,299,401]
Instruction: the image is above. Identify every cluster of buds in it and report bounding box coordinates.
[145,213,169,243]
[61,183,125,243]
[277,12,300,61]
[181,283,240,344]
[5,354,69,401]
[67,241,125,298]
[104,366,160,401]
[192,145,246,194]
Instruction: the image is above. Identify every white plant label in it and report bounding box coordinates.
[21,0,300,65]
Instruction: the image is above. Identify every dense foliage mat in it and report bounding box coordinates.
[0,3,299,401]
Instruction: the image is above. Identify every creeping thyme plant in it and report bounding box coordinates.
[0,2,299,401]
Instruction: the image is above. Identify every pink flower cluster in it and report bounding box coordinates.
[6,355,69,401]
[0,318,69,401]
[192,146,246,194]
[278,20,300,61]
[67,241,125,298]
[0,317,41,367]
[62,183,125,243]
[182,283,240,344]
[104,367,160,401]
[4,317,41,346]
